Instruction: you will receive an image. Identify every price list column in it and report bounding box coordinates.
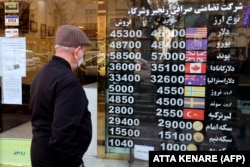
[150,27,192,151]
[106,21,144,153]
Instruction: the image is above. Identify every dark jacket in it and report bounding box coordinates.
[30,56,92,167]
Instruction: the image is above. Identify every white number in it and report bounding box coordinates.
[109,41,141,49]
[109,74,141,82]
[109,52,141,60]
[156,108,183,118]
[109,85,134,93]
[159,131,192,141]
[110,30,142,38]
[108,95,134,104]
[108,138,134,147]
[108,117,140,126]
[151,52,185,61]
[108,106,134,115]
[109,63,141,71]
[156,86,184,95]
[150,75,184,84]
[158,120,193,129]
[160,143,186,151]
[156,97,183,106]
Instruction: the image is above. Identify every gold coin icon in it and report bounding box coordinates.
[193,132,204,142]
[187,144,197,151]
[193,121,203,131]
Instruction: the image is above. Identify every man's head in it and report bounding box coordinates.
[55,25,91,47]
[54,25,91,70]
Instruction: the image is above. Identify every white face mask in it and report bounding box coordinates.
[77,56,84,67]
[77,49,84,67]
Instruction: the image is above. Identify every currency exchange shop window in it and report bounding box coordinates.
[105,0,250,157]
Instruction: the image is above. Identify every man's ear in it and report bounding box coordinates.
[73,46,81,58]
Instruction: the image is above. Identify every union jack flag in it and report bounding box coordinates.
[186,51,207,62]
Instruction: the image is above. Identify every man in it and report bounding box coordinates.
[30,25,92,167]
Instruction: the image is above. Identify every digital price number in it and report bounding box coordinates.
[156,108,183,118]
[109,73,141,82]
[156,97,184,106]
[109,62,141,71]
[109,41,141,49]
[151,40,185,49]
[109,127,140,137]
[108,106,134,115]
[158,120,193,129]
[160,142,187,151]
[151,28,185,38]
[151,52,185,61]
[108,138,134,148]
[151,63,185,73]
[156,86,184,95]
[108,95,135,104]
[109,84,134,93]
[158,131,193,141]
[151,75,185,84]
[108,51,141,60]
[108,116,140,126]
[110,29,143,38]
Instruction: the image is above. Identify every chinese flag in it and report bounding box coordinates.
[185,63,206,74]
[183,109,204,120]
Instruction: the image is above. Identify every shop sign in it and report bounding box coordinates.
[5,15,19,26]
[4,2,19,13]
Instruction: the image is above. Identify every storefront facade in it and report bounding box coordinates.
[0,0,250,164]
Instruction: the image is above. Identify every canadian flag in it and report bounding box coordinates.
[185,63,206,74]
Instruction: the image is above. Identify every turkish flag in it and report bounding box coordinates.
[183,109,204,120]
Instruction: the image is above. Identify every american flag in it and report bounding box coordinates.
[186,51,207,62]
[186,27,207,38]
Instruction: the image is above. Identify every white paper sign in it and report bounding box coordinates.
[2,76,22,104]
[134,145,154,161]
[0,37,26,76]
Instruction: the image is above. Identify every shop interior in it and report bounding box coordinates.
[0,0,250,166]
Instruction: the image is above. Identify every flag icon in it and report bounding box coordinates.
[186,27,207,38]
[184,97,205,109]
[185,63,206,74]
[186,51,207,62]
[183,109,205,120]
[186,39,207,50]
[185,74,206,85]
[184,86,206,97]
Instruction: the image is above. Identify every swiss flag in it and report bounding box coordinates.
[185,63,206,74]
[183,109,204,120]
